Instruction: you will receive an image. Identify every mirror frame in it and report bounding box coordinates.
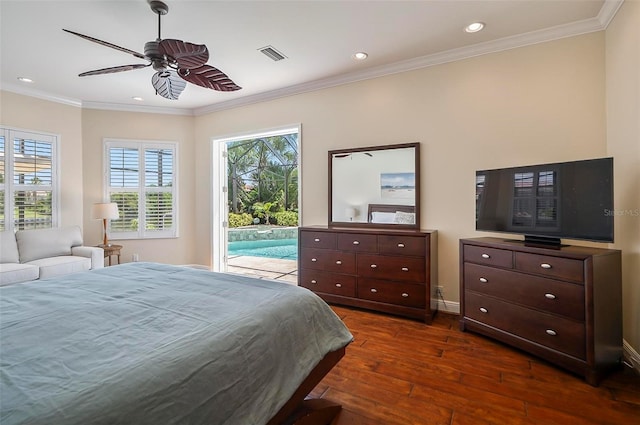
[328,142,420,229]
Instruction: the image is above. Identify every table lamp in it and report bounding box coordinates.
[345,206,358,222]
[92,202,119,246]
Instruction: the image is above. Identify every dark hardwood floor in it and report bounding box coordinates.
[310,306,640,425]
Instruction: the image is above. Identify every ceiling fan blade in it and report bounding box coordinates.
[159,39,209,69]
[79,64,150,77]
[152,70,187,100]
[63,29,146,60]
[178,65,241,92]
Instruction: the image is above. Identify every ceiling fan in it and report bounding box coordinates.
[63,0,241,100]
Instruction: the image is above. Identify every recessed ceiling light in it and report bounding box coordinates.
[132,96,144,101]
[352,52,368,60]
[465,22,485,33]
[17,77,33,83]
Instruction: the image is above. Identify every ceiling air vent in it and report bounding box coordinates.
[258,45,287,61]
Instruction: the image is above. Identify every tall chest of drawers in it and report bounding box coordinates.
[299,226,437,323]
[459,237,622,386]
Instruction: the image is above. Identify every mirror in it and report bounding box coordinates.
[329,142,420,229]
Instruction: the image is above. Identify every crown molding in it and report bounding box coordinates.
[1,83,83,108]
[82,101,193,116]
[0,83,193,116]
[598,0,625,27]
[4,0,624,117]
[194,1,622,116]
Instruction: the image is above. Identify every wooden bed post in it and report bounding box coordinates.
[281,399,341,425]
[267,347,346,425]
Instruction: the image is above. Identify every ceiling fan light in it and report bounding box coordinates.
[465,22,485,33]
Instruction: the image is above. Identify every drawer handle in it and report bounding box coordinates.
[311,258,317,262]
[481,253,491,259]
[397,243,405,248]
[353,240,360,245]
[370,264,377,269]
[314,238,320,242]
[335,283,342,288]
[310,280,317,284]
[401,267,409,272]
[541,263,552,269]
[544,293,556,300]
[370,288,378,293]
[401,293,409,298]
[479,307,488,313]
[546,329,557,336]
[336,260,342,265]
[479,277,488,283]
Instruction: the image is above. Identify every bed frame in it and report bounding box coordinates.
[267,347,346,425]
[367,203,415,222]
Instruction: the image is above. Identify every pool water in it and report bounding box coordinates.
[228,238,298,260]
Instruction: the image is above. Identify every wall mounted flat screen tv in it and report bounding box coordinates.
[475,157,613,246]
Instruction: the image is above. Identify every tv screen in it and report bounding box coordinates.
[475,157,613,245]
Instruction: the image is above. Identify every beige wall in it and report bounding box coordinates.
[81,109,196,265]
[606,0,640,356]
[1,12,637,355]
[0,91,84,228]
[196,32,607,305]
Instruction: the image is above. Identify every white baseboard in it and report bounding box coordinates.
[623,340,640,374]
[432,298,460,315]
[180,264,212,270]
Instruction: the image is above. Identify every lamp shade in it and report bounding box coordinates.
[92,203,120,220]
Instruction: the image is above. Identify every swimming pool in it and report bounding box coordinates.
[228,238,298,260]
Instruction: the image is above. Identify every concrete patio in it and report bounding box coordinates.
[226,255,298,285]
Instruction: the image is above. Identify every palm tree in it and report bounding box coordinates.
[227,134,298,215]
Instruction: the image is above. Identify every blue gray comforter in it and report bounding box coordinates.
[0,262,353,425]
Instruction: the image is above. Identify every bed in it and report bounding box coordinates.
[367,203,416,224]
[0,262,353,425]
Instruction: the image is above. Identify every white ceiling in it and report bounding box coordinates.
[0,0,621,115]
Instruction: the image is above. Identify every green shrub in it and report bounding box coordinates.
[272,211,298,226]
[228,212,253,228]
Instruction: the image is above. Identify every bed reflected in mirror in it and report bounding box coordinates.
[329,142,420,229]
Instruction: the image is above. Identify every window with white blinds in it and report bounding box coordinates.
[0,128,58,232]
[105,140,177,239]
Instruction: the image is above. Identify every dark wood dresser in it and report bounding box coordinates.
[459,237,622,386]
[299,226,437,323]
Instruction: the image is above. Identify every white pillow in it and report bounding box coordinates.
[0,231,20,263]
[16,226,83,263]
[371,211,396,223]
[394,211,415,224]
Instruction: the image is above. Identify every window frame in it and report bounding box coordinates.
[509,167,560,232]
[0,127,60,232]
[103,139,179,240]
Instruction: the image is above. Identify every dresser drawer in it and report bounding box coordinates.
[464,263,585,321]
[357,254,425,282]
[337,233,378,253]
[300,248,356,274]
[465,291,585,359]
[300,231,336,249]
[515,252,584,283]
[299,269,356,297]
[463,245,513,268]
[358,278,425,308]
[378,235,426,256]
